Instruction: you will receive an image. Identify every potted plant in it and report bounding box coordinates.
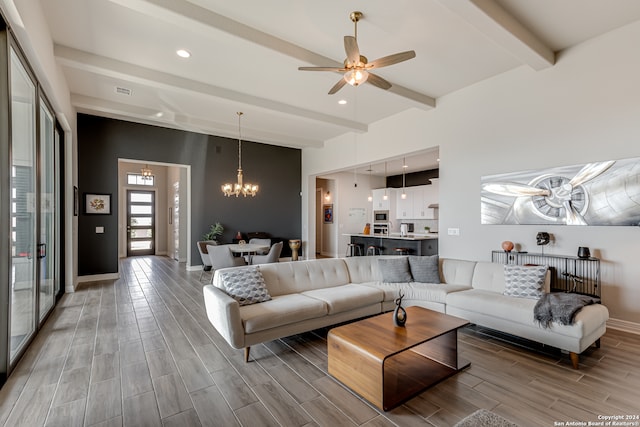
[203,222,224,242]
[424,226,431,233]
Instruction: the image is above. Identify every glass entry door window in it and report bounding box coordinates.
[127,190,155,256]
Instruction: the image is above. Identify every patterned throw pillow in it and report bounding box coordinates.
[503,264,548,299]
[408,255,441,283]
[218,266,271,306]
[377,257,413,283]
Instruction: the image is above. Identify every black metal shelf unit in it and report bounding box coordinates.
[491,251,600,298]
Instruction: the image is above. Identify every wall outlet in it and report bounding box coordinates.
[447,228,460,236]
[96,226,104,234]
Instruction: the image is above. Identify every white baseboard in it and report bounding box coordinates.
[186,264,203,272]
[607,318,640,335]
[77,272,120,283]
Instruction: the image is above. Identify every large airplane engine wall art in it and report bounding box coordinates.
[480,157,640,226]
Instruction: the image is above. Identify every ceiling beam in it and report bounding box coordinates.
[438,0,555,70]
[105,0,435,108]
[71,94,324,149]
[55,45,367,135]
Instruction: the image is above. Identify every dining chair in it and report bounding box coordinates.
[250,241,283,265]
[197,240,216,281]
[248,238,271,255]
[207,244,247,282]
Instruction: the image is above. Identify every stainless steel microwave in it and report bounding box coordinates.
[373,210,389,223]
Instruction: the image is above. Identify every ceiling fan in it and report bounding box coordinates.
[298,11,416,95]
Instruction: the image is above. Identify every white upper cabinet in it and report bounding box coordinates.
[396,188,414,219]
[372,188,391,210]
[395,181,439,219]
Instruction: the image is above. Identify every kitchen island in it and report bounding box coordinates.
[346,233,438,256]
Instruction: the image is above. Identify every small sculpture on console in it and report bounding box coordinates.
[393,292,407,327]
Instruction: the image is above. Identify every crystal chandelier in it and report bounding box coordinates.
[221,112,259,197]
[141,164,153,180]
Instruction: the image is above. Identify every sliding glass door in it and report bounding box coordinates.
[5,43,61,368]
[9,46,37,361]
[38,99,58,321]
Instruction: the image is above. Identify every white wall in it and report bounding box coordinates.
[302,21,640,327]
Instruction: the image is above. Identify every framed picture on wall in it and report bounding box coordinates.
[323,204,333,224]
[85,193,111,215]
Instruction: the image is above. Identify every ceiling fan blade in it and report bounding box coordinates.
[368,50,416,69]
[328,78,347,95]
[366,72,392,90]
[298,66,346,72]
[568,161,616,187]
[344,36,360,65]
[563,201,587,225]
[483,182,551,197]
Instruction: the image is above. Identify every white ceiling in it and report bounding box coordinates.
[38,0,640,174]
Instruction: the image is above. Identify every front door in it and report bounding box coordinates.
[127,190,155,256]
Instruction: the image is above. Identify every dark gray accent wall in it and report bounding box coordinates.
[78,114,301,275]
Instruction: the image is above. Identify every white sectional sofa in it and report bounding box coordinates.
[203,256,608,368]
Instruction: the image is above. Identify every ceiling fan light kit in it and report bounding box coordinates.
[298,11,415,94]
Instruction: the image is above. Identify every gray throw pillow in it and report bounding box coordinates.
[219,266,271,306]
[377,257,413,283]
[408,255,441,283]
[503,264,548,299]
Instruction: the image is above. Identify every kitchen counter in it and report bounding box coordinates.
[346,234,438,256]
[346,233,438,241]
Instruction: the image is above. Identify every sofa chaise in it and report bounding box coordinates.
[203,256,609,368]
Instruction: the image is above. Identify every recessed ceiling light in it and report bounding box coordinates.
[437,158,441,162]
[155,112,164,118]
[338,99,347,105]
[176,49,191,58]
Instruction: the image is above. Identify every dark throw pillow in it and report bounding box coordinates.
[377,257,413,283]
[408,255,441,283]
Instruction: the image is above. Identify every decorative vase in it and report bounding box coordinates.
[289,239,301,261]
[393,293,407,327]
[577,247,591,259]
[501,241,514,252]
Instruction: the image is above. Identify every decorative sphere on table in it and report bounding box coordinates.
[501,241,514,252]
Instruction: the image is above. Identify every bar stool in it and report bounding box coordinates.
[366,245,382,256]
[346,243,363,257]
[393,247,411,255]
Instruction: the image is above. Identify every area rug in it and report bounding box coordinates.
[454,409,519,427]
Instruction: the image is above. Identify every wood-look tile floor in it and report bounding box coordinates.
[1,256,639,427]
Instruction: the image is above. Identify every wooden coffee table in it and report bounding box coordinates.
[327,306,470,411]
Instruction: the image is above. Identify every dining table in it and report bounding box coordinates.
[225,243,270,263]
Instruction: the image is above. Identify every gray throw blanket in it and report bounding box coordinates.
[534,293,600,328]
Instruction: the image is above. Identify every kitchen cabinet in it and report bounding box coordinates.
[372,188,393,210]
[396,188,415,219]
[395,181,439,219]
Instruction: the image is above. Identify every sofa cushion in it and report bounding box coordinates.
[447,288,538,325]
[440,259,477,286]
[503,264,548,299]
[302,284,384,314]
[241,294,327,333]
[257,259,351,296]
[362,282,471,304]
[378,257,412,283]
[218,266,271,306]
[409,255,441,283]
